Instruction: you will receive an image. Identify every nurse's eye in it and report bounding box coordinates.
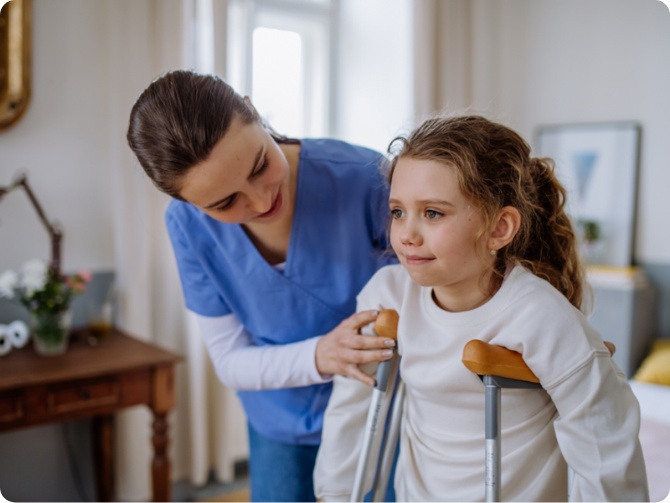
[391,209,405,219]
[216,194,236,212]
[425,209,442,219]
[252,156,269,177]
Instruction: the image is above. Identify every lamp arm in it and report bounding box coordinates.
[0,174,63,275]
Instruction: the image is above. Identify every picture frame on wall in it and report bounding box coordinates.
[534,122,641,268]
[0,0,32,131]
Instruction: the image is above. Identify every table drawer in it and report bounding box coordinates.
[0,393,24,424]
[48,378,120,415]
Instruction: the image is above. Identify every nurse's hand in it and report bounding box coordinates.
[315,310,396,387]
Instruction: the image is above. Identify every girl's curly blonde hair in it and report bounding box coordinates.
[387,115,585,310]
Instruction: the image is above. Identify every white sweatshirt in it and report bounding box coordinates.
[314,264,649,502]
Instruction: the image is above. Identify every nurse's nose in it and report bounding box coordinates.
[247,185,273,214]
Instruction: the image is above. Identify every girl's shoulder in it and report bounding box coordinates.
[498,266,613,387]
[502,266,591,336]
[506,266,582,318]
[356,264,414,313]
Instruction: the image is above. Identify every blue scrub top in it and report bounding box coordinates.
[166,138,394,445]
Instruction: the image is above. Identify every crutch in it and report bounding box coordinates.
[350,309,402,502]
[462,340,543,502]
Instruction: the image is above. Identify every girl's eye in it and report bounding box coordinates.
[391,209,405,219]
[253,157,269,177]
[425,210,442,219]
[216,194,236,212]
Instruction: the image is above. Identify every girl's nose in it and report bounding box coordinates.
[399,221,422,247]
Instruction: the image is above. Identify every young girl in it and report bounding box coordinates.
[313,116,649,502]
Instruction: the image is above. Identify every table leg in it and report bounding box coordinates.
[152,411,170,502]
[151,365,175,502]
[93,414,114,502]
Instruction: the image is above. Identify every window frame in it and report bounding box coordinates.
[226,0,339,137]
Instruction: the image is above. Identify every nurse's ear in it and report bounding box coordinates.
[243,96,262,122]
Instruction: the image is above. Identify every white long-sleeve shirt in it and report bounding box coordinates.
[194,263,334,391]
[314,264,649,502]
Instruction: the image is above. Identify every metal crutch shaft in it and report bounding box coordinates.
[484,375,502,503]
[371,378,405,502]
[463,340,543,503]
[351,309,400,502]
[350,351,399,502]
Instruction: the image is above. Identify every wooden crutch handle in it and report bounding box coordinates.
[462,340,540,384]
[374,309,399,341]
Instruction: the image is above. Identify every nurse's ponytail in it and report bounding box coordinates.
[127,71,268,200]
[387,115,586,311]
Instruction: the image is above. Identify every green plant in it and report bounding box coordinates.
[578,219,600,243]
[0,259,91,315]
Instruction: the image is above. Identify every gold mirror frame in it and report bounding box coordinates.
[0,0,31,131]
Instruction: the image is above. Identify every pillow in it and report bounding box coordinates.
[633,339,670,387]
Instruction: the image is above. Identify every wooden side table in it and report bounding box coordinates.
[0,329,183,502]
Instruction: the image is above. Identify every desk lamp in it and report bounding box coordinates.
[0,174,62,275]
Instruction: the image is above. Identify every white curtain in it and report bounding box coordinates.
[412,0,491,119]
[104,0,247,499]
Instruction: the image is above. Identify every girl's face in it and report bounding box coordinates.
[178,117,291,224]
[389,157,491,302]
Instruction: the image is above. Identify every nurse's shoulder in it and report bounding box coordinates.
[301,138,385,172]
[165,197,215,235]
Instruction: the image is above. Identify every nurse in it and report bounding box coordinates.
[127,70,397,502]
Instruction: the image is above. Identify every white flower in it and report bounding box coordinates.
[20,259,48,296]
[0,270,19,299]
[22,259,48,278]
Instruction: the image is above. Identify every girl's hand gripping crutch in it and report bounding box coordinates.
[350,310,400,502]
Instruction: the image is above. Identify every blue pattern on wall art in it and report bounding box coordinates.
[572,151,598,201]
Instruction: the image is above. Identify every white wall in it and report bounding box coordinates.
[335,0,414,154]
[0,1,254,499]
[0,2,115,501]
[465,0,670,264]
[0,0,114,273]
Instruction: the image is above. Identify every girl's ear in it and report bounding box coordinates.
[487,206,521,252]
[243,96,262,121]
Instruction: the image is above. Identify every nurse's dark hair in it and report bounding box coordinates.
[127,70,283,201]
[386,115,586,311]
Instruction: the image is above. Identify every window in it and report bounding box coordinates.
[226,0,337,138]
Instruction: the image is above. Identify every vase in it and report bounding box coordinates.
[31,309,72,356]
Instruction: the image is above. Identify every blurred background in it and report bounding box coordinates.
[0,0,669,501]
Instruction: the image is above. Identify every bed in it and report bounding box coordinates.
[630,380,670,502]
